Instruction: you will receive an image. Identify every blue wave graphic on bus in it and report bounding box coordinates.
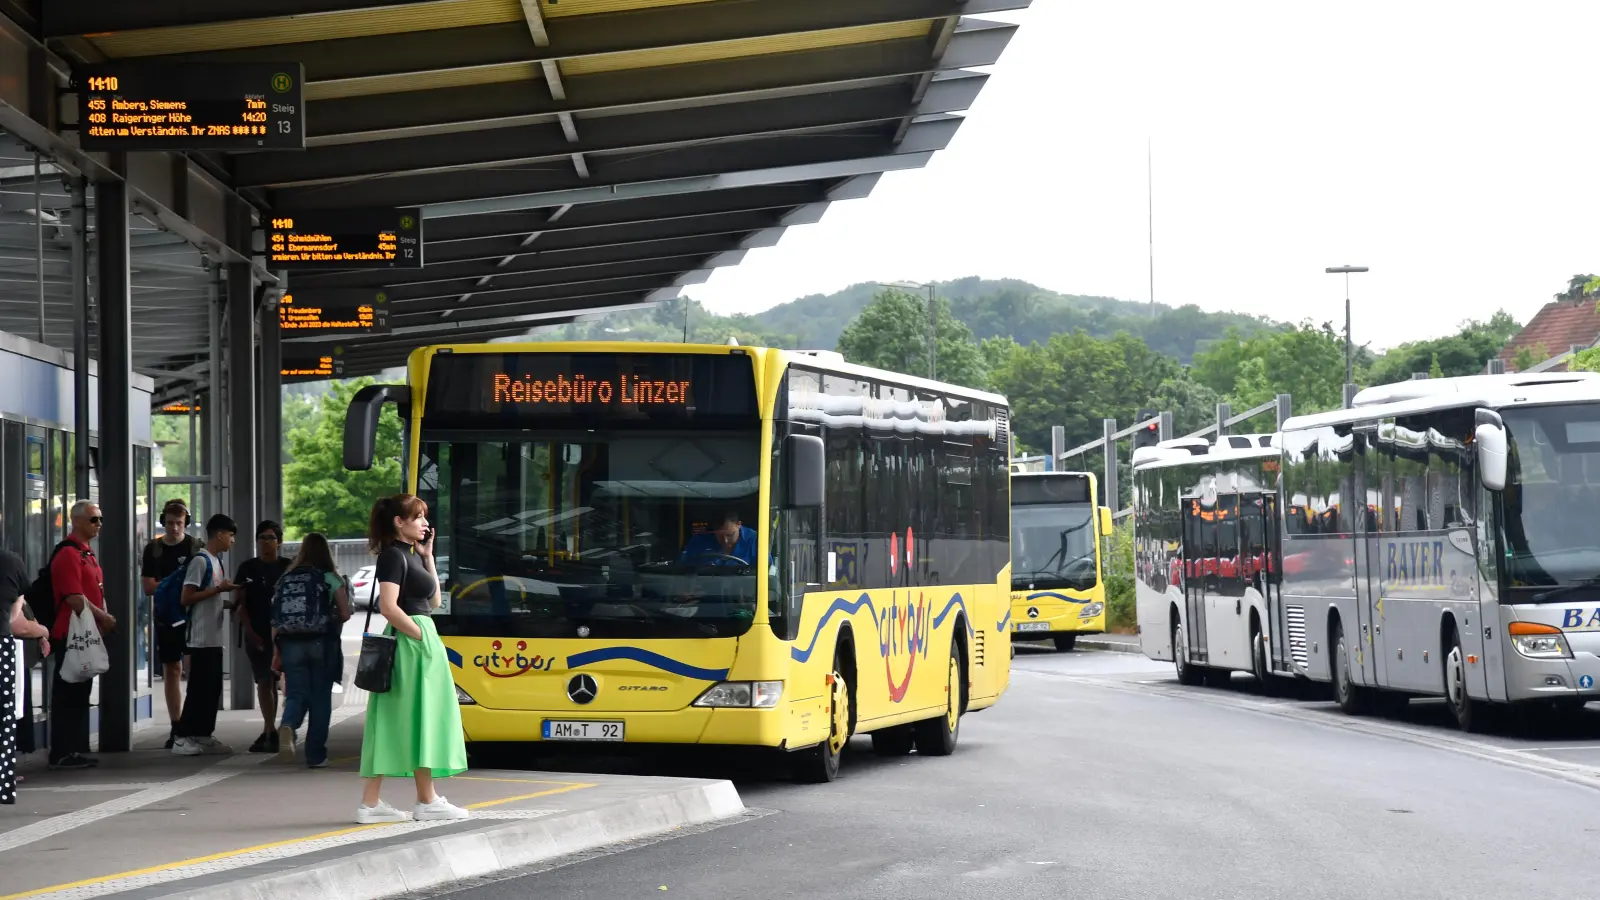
[791,594,880,664]
[565,647,729,682]
[1026,591,1091,605]
[932,594,975,635]
[447,647,464,668]
[996,610,1012,631]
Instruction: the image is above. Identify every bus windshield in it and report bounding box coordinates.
[1012,502,1097,590]
[420,430,761,638]
[1502,403,1600,592]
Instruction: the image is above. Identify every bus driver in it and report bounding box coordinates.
[678,510,756,568]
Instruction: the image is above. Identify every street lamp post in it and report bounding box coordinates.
[878,280,937,379]
[1325,265,1368,394]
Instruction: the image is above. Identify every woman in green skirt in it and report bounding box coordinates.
[355,494,469,825]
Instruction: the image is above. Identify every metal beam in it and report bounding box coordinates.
[237,80,976,188]
[382,254,737,304]
[42,0,451,36]
[391,276,681,318]
[96,174,135,752]
[299,26,1012,145]
[141,0,1025,85]
[269,126,935,209]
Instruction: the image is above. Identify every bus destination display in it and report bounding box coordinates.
[267,209,423,270]
[77,64,304,151]
[424,352,759,426]
[278,290,391,336]
[282,354,345,380]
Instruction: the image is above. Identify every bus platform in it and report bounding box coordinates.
[0,696,745,900]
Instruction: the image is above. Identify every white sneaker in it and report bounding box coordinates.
[170,737,202,757]
[277,725,296,762]
[193,736,233,755]
[414,796,470,821]
[355,800,409,825]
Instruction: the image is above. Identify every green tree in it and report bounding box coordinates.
[282,378,403,540]
[1367,310,1521,384]
[1513,342,1550,372]
[1556,274,1599,302]
[990,331,1131,452]
[1428,352,1444,379]
[835,289,988,388]
[1139,375,1224,438]
[1195,321,1352,415]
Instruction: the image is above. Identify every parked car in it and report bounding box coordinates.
[350,566,376,610]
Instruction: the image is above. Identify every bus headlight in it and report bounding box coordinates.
[455,685,477,705]
[1079,602,1105,619]
[693,681,783,709]
[1508,622,1573,659]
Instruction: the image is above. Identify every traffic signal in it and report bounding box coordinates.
[1132,408,1161,451]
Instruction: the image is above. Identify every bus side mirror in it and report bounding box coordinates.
[344,384,411,471]
[784,434,825,509]
[1476,423,1508,491]
[1099,506,1114,535]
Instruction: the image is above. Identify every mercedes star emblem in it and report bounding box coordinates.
[1028,607,1039,619]
[567,674,598,705]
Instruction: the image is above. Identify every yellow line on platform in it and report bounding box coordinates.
[0,782,596,900]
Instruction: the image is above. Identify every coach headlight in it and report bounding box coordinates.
[455,684,477,705]
[694,681,783,709]
[1079,602,1105,619]
[1508,622,1573,659]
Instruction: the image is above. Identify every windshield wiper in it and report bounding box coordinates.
[1532,576,1600,603]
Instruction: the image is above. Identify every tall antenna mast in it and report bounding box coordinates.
[1148,136,1155,317]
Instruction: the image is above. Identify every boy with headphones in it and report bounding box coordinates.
[141,499,200,750]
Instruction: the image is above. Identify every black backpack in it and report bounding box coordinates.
[271,565,335,637]
[23,541,79,633]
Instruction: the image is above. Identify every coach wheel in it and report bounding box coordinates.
[1332,620,1371,716]
[913,637,964,756]
[794,659,849,783]
[1174,618,1203,687]
[1053,634,1077,652]
[1445,629,1484,733]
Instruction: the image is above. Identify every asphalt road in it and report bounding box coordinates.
[419,647,1600,900]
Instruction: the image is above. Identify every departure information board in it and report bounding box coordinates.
[282,353,346,381]
[76,63,305,151]
[278,289,392,336]
[266,209,423,270]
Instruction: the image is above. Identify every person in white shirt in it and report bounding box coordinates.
[171,515,237,757]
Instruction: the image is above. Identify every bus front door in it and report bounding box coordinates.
[1183,500,1209,664]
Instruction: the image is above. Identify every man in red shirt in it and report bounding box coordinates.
[49,501,116,770]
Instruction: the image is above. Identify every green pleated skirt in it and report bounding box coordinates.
[360,615,468,779]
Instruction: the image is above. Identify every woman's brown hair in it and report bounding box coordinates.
[367,494,428,554]
[290,532,338,575]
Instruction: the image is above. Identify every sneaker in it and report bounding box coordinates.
[48,755,92,770]
[307,759,329,769]
[248,733,274,754]
[355,800,408,825]
[277,725,296,763]
[192,736,233,755]
[414,796,469,821]
[170,738,203,757]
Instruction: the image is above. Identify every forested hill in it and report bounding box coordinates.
[537,277,1281,362]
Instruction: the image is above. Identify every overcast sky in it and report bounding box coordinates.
[689,1,1600,351]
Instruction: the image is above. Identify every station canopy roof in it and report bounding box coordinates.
[27,0,1025,380]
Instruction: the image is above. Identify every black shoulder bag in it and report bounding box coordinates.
[354,549,407,694]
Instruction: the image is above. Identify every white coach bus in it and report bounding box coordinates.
[1133,372,1600,731]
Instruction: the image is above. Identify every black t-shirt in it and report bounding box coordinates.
[0,549,27,639]
[236,557,291,639]
[141,535,201,584]
[375,542,437,617]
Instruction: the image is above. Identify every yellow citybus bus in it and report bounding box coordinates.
[1009,471,1113,651]
[344,342,1013,782]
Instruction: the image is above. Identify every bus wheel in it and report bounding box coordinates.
[1445,630,1485,733]
[914,638,964,756]
[1332,620,1372,715]
[1173,620,1203,687]
[794,660,850,784]
[870,725,915,757]
[1053,634,1077,652]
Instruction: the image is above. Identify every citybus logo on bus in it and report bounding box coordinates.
[876,590,933,703]
[473,639,556,677]
[491,372,692,406]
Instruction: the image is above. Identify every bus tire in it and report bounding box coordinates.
[1331,618,1372,715]
[1173,618,1203,687]
[794,654,850,784]
[1053,634,1077,652]
[870,725,915,757]
[1444,626,1485,733]
[914,636,965,757]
